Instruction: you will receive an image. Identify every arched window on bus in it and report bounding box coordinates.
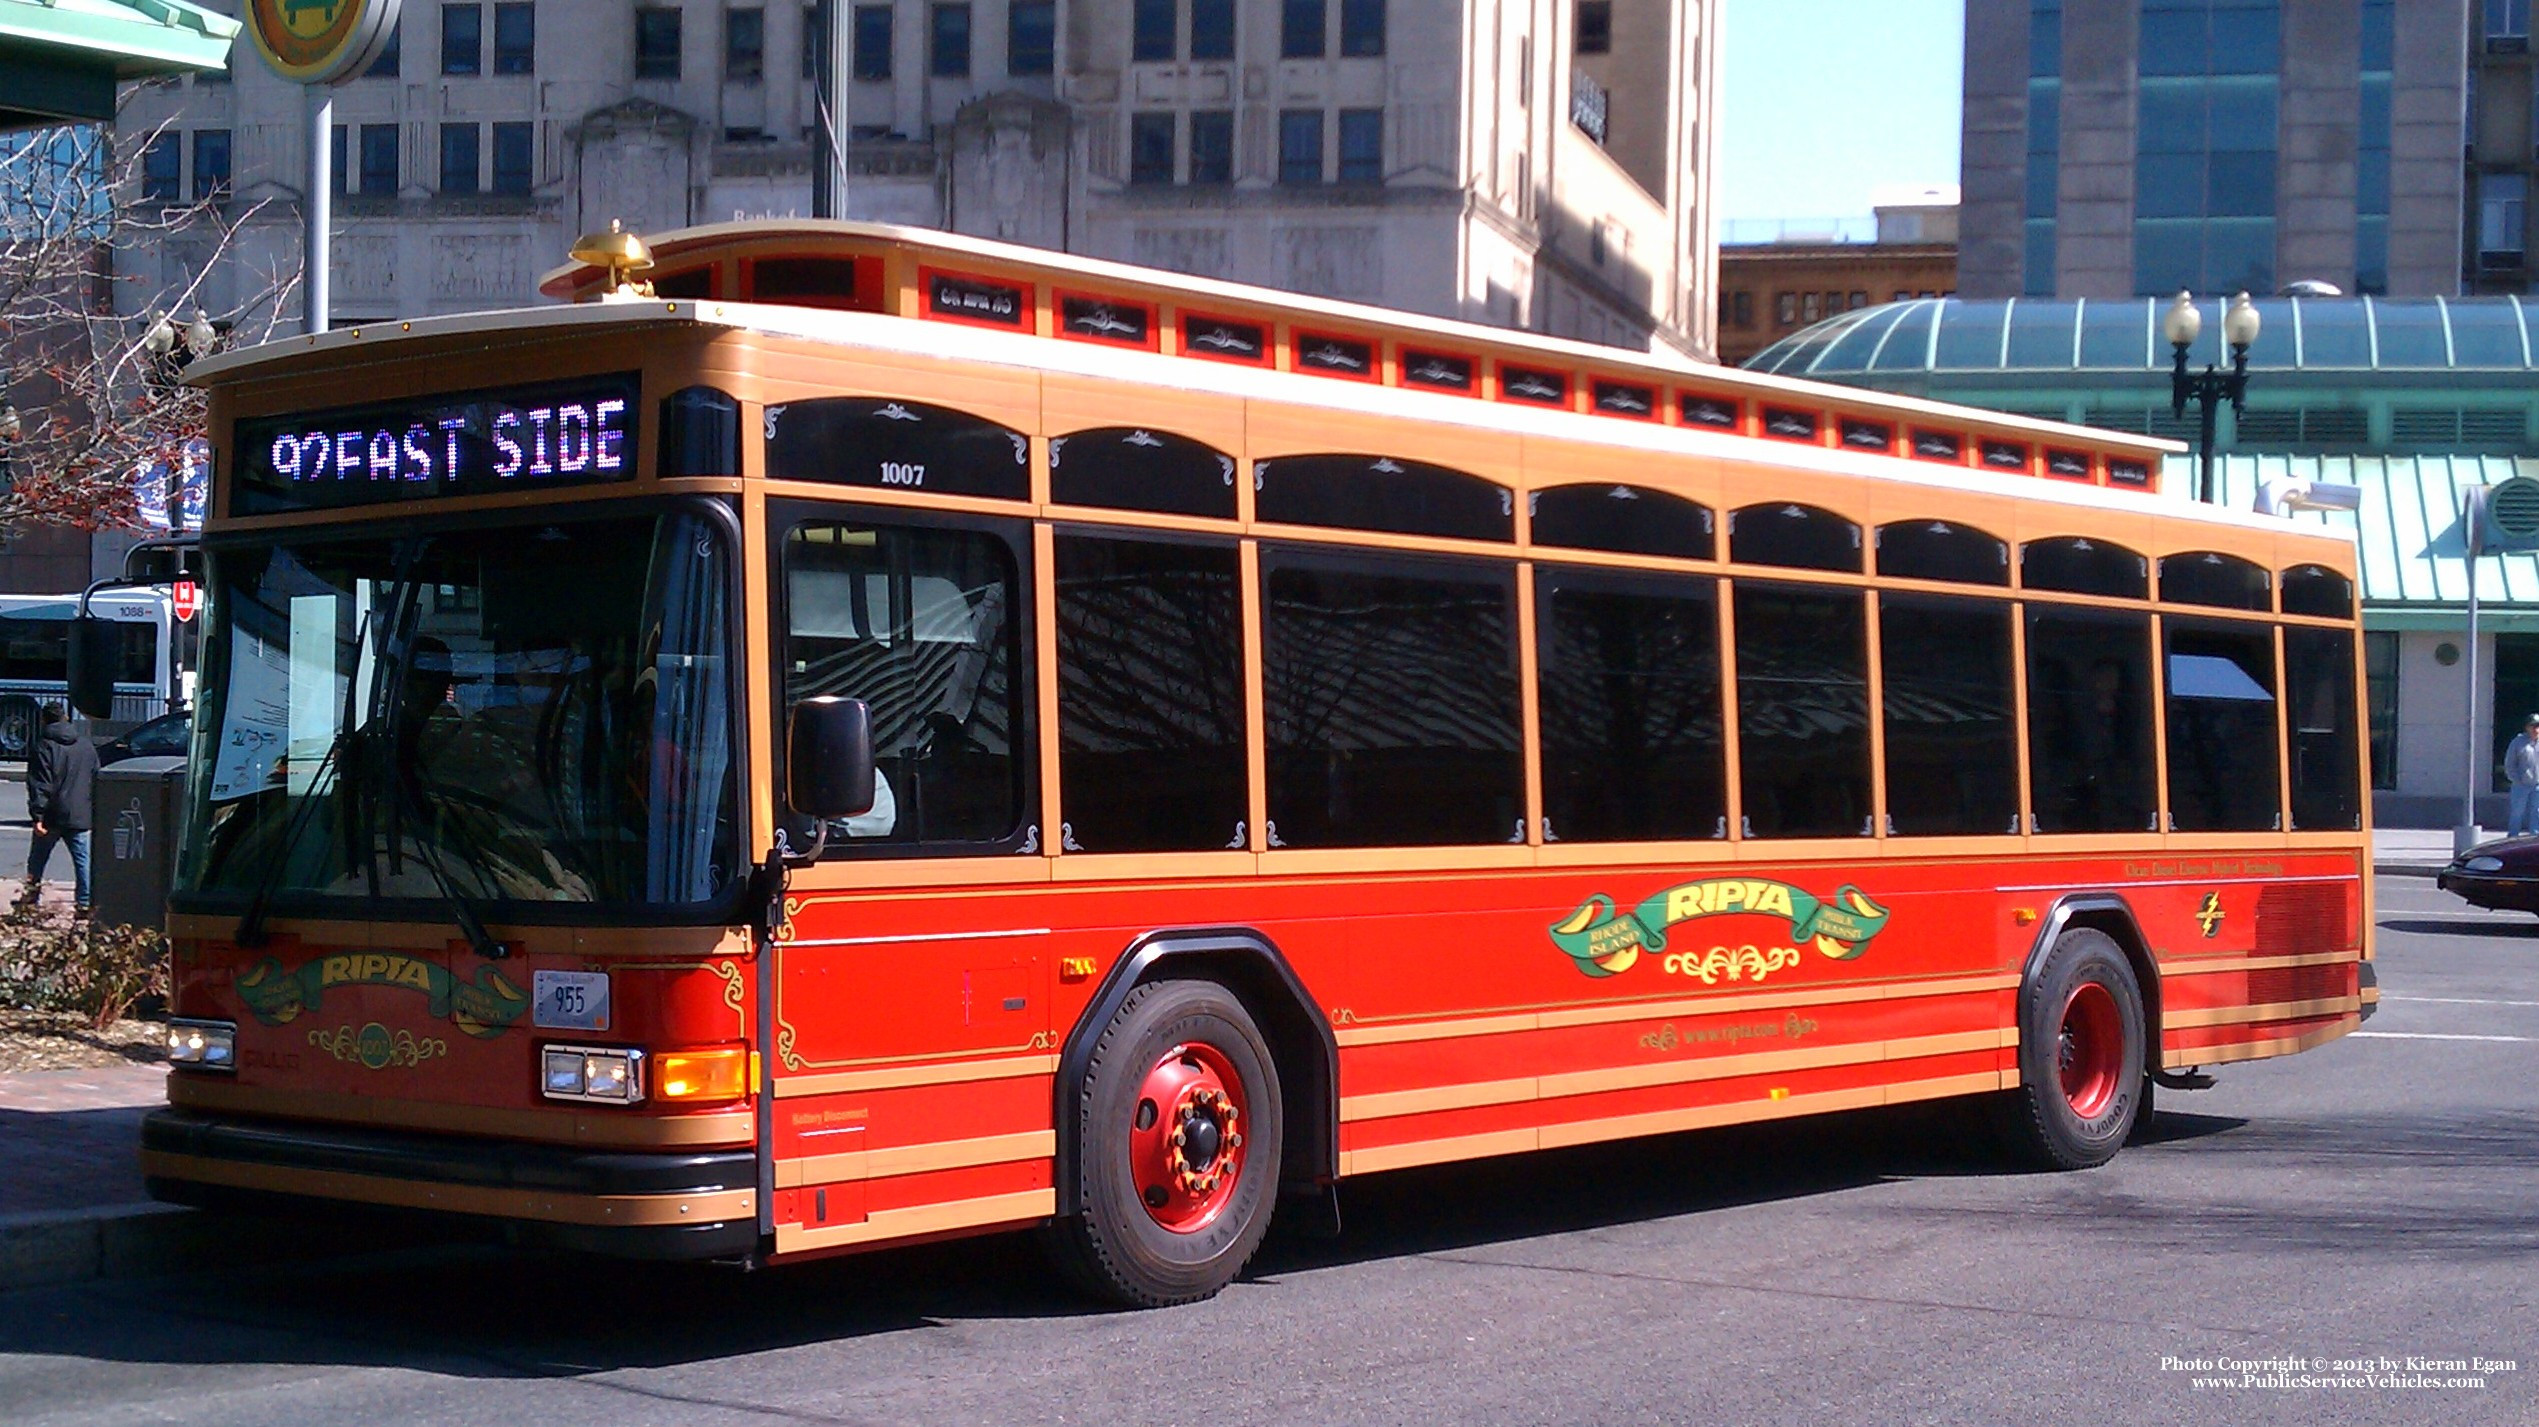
[2165,618,2282,831]
[763,398,1030,501]
[2280,563,2355,620]
[1529,484,1715,561]
[1880,592,2020,834]
[1253,454,1514,542]
[2026,606,2158,832]
[1535,566,1725,842]
[1875,519,2010,586]
[1260,546,1523,847]
[1049,427,1238,520]
[2021,536,2148,599]
[1728,503,1862,573]
[1733,581,1871,837]
[2160,551,2271,612]
[2285,626,2363,830]
[1053,530,1247,853]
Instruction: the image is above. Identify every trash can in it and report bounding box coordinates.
[92,755,186,935]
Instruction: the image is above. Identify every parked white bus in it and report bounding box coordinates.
[0,588,185,757]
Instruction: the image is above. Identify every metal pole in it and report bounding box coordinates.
[306,87,330,335]
[2461,488,2487,854]
[2197,380,2219,504]
[811,0,845,217]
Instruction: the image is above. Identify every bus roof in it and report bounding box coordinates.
[198,220,2187,499]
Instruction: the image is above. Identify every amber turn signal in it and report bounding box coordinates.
[654,1045,750,1102]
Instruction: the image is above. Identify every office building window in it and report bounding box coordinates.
[1133,0,1174,60]
[931,3,970,76]
[1189,109,1233,183]
[2482,172,2529,262]
[853,5,891,78]
[726,7,765,80]
[360,124,399,196]
[365,20,402,76]
[634,7,680,78]
[440,122,479,193]
[140,134,180,203]
[1339,0,1383,55]
[1337,107,1381,182]
[191,129,230,201]
[2490,0,2530,49]
[2131,0,2280,296]
[1191,0,1234,59]
[1730,291,1754,328]
[331,123,348,194]
[1279,109,1323,183]
[492,121,533,193]
[1009,0,1054,74]
[492,2,533,73]
[442,4,482,75]
[1775,292,1796,326]
[1282,0,1324,58]
[1577,0,1612,54]
[1129,113,1176,184]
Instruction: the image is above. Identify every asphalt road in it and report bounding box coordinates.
[2,875,2532,1427]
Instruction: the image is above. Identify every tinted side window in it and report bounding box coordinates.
[781,519,1028,852]
[2023,536,2148,598]
[2285,626,2362,830]
[1049,428,1237,519]
[2281,563,2354,619]
[1729,503,1862,572]
[2026,607,2157,832]
[1880,593,2019,835]
[1262,550,1522,847]
[1876,519,2010,586]
[2162,551,2271,611]
[2165,618,2281,832]
[1536,568,1725,842]
[764,399,1028,500]
[1734,581,1870,838]
[1054,534,1245,853]
[1531,484,1715,560]
[1255,454,1514,542]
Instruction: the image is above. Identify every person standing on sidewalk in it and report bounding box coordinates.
[2509,715,2539,838]
[27,703,96,913]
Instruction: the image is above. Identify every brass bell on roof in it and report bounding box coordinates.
[568,219,656,299]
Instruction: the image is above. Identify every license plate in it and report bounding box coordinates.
[532,970,611,1031]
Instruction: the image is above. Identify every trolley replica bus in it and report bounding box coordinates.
[142,222,2373,1306]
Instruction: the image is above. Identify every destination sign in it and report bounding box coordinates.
[233,373,641,513]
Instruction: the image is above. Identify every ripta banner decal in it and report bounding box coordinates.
[235,953,529,1038]
[1548,878,1892,982]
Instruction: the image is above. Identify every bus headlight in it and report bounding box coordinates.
[167,1019,235,1071]
[541,1045,645,1104]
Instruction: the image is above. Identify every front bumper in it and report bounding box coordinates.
[2435,869,2539,911]
[141,1109,761,1260]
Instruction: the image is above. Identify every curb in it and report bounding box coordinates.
[2374,863,2445,879]
[0,1203,383,1292]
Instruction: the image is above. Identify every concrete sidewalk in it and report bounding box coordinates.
[0,1064,214,1289]
[2373,826,2460,876]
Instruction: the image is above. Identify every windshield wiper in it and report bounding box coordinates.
[233,726,350,948]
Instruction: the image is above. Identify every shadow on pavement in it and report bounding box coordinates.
[2377,917,2539,938]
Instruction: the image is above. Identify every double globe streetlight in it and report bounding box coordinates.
[2164,289,2262,505]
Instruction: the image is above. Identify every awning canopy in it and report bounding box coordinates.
[2188,453,2539,632]
[0,0,236,129]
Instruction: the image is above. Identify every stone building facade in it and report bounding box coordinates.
[117,0,1718,356]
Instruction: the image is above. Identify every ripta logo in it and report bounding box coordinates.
[2195,891,2224,938]
[1548,878,1891,981]
[234,953,528,1038]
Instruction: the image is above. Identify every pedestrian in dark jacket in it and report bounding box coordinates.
[27,703,97,913]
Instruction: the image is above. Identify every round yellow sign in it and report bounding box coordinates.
[246,0,405,85]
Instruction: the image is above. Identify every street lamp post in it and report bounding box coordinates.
[2164,290,2262,504]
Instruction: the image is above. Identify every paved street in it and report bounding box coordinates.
[1,874,2532,1427]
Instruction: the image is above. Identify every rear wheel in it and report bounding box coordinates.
[1044,979,1283,1307]
[1996,927,2146,1170]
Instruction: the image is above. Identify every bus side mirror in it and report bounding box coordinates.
[787,697,874,820]
[65,615,118,720]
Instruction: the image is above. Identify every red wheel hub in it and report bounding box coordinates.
[1129,1042,1247,1234]
[2057,982,2124,1119]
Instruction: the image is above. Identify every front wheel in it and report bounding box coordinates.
[1044,979,1283,1307]
[1996,927,2147,1170]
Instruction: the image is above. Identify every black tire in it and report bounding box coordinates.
[0,697,35,762]
[1995,927,2147,1170]
[1043,979,1284,1308]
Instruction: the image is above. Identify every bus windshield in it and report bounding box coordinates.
[176,509,739,910]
